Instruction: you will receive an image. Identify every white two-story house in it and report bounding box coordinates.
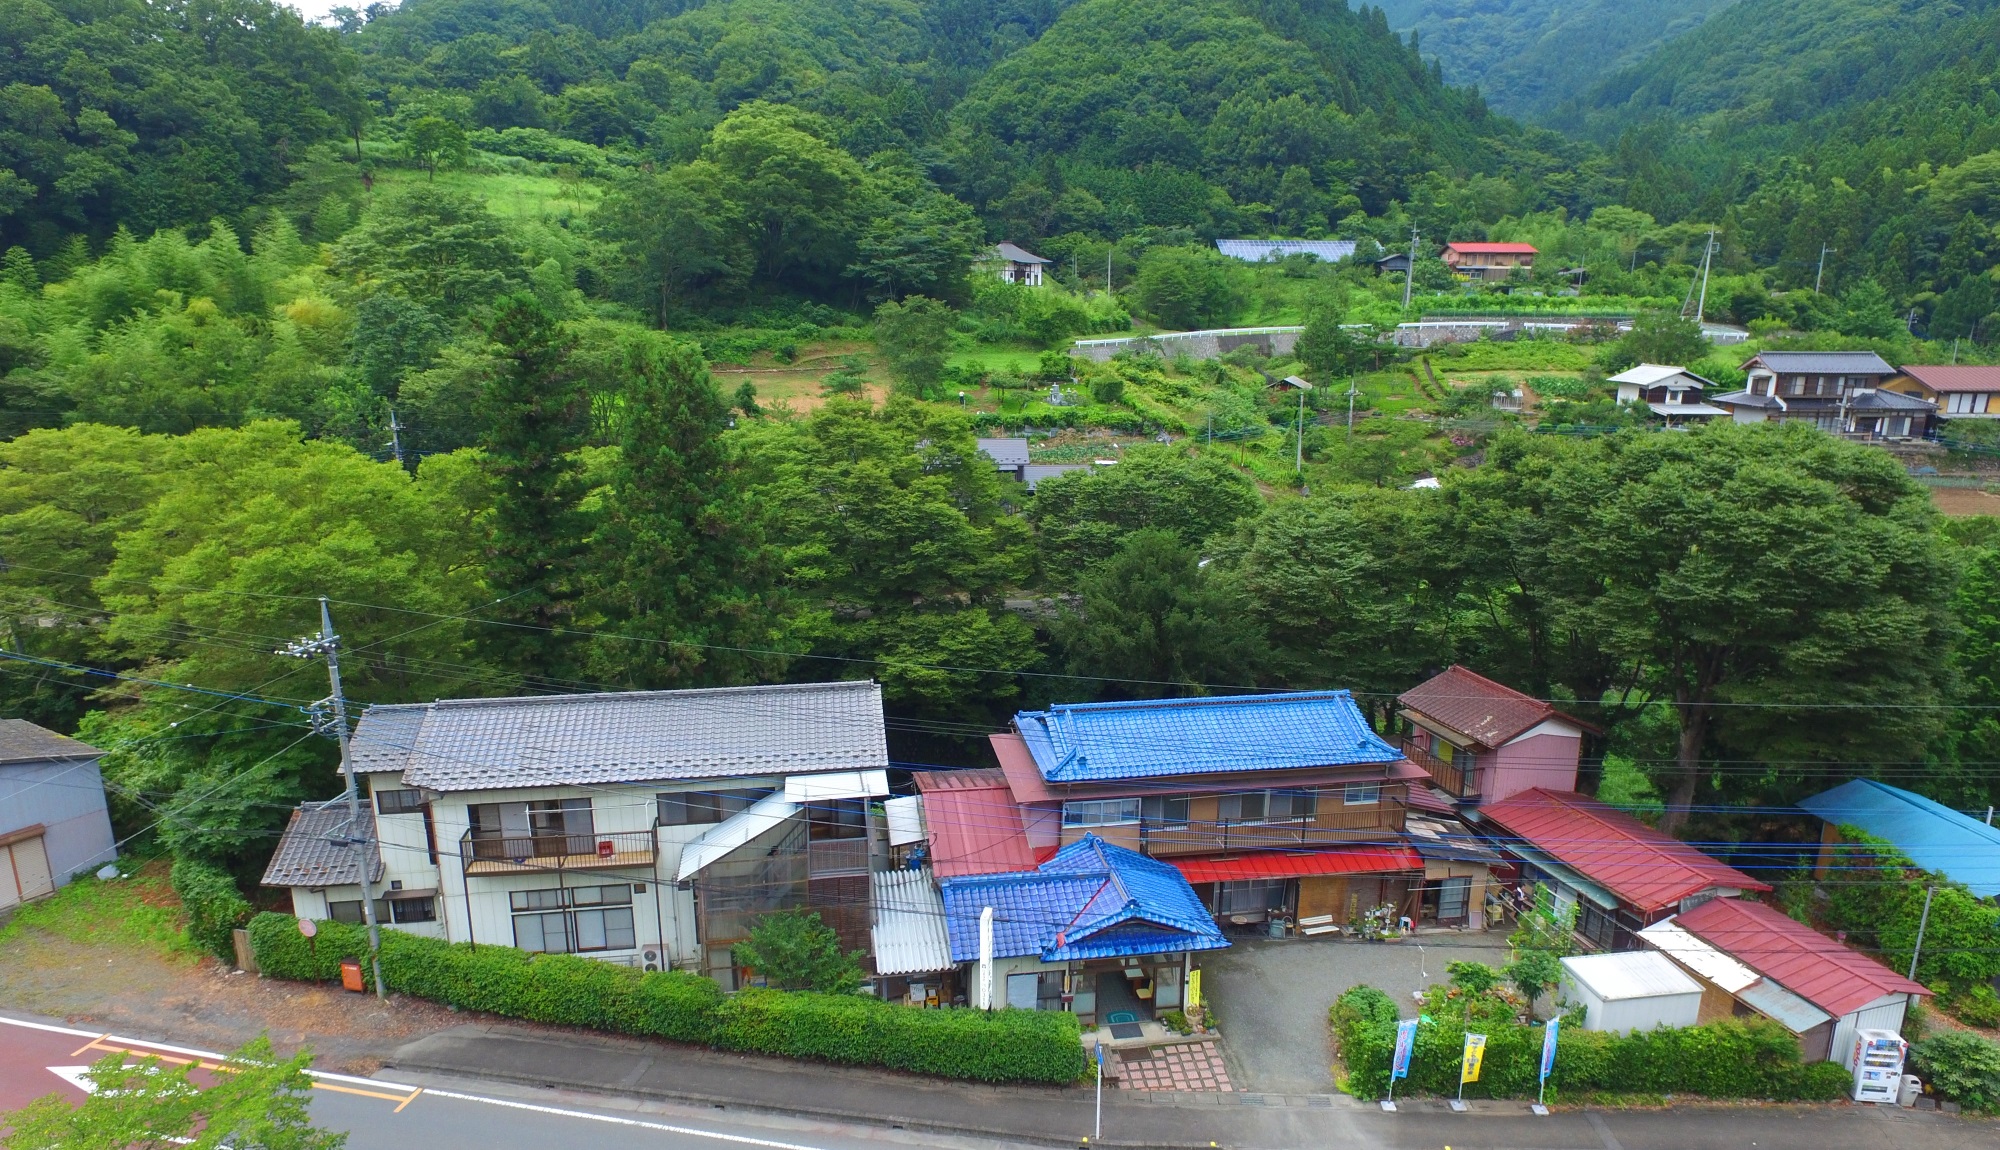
[261,681,891,987]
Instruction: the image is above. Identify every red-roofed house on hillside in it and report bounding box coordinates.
[1640,898,1928,1064]
[1884,364,2000,421]
[1395,665,1596,809]
[1475,788,1770,951]
[1441,242,1537,281]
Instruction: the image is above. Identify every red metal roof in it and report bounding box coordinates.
[1445,242,1538,255]
[1397,665,1593,749]
[1478,789,1770,913]
[988,733,1059,802]
[1171,844,1421,884]
[1900,365,2000,394]
[915,769,1037,878]
[1675,897,1929,1018]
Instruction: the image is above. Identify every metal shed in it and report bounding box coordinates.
[1560,951,1703,1034]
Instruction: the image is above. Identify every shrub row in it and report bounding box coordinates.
[1912,1030,2000,1114]
[1332,985,1850,1102]
[247,913,1087,1084]
[170,857,252,961]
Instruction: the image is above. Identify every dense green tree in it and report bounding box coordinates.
[402,115,471,180]
[1128,246,1239,330]
[590,332,777,687]
[594,163,751,324]
[1027,446,1260,577]
[1060,529,1267,697]
[331,188,529,322]
[731,909,865,993]
[1295,301,1371,382]
[477,295,592,677]
[849,185,986,304]
[702,103,870,292]
[872,295,954,397]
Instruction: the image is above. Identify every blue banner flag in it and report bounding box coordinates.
[1391,1018,1418,1081]
[1539,1018,1560,1082]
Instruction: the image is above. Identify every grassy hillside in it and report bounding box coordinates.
[1379,0,1741,119]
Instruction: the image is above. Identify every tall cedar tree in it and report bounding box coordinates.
[590,334,771,686]
[479,295,590,678]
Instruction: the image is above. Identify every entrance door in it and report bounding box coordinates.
[3,833,54,907]
[1437,877,1472,922]
[1006,972,1040,1010]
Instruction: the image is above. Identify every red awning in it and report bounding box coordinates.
[1172,845,1422,884]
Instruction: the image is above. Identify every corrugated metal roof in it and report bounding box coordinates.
[870,868,953,975]
[1799,779,2000,897]
[939,834,1227,963]
[988,734,1058,802]
[1902,365,2000,394]
[1013,691,1401,783]
[1024,463,1090,491]
[1478,789,1769,913]
[1445,243,1537,254]
[260,800,384,888]
[1215,239,1356,263]
[1736,978,1835,1033]
[1744,351,1896,376]
[352,681,887,792]
[1647,402,1729,417]
[1561,951,1702,1001]
[915,769,1037,878]
[1397,666,1590,749]
[1171,844,1420,883]
[1403,814,1504,864]
[0,719,100,765]
[1639,919,1762,992]
[975,437,1030,468]
[1608,363,1712,387]
[675,793,801,882]
[1674,897,1929,1018]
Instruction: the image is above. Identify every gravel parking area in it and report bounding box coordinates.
[1197,932,1511,1094]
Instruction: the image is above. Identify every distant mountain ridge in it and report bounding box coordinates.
[1377,0,1742,119]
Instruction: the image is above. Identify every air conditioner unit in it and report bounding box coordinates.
[643,948,660,971]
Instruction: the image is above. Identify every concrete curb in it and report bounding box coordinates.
[382,1058,1228,1150]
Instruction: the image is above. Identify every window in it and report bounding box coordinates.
[1268,789,1317,819]
[1062,798,1141,827]
[1140,795,1190,826]
[808,798,868,839]
[388,895,437,924]
[657,787,772,826]
[374,788,425,815]
[1218,792,1266,823]
[1214,879,1288,916]
[1949,392,1981,414]
[510,885,636,953]
[469,799,593,857]
[1783,375,1805,396]
[1342,782,1381,806]
[327,900,363,924]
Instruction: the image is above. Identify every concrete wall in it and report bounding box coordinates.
[0,757,117,885]
[1070,327,1301,363]
[1487,728,1583,804]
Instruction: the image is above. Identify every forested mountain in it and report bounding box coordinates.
[1375,0,1740,118]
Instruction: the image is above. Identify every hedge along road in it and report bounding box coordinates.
[0,1015,1025,1150]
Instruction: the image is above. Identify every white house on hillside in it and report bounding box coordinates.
[986,243,1049,286]
[262,682,891,987]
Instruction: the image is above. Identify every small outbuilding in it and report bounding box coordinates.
[0,720,117,910]
[1559,951,1704,1033]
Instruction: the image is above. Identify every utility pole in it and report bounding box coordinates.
[1694,230,1717,324]
[1346,376,1358,440]
[387,407,406,469]
[1908,885,1936,981]
[1106,247,1113,295]
[1815,244,1836,294]
[1295,384,1307,475]
[1402,228,1419,312]
[280,599,385,1001]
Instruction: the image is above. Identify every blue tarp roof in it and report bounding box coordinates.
[938,835,1229,963]
[1799,779,2000,898]
[1013,691,1402,783]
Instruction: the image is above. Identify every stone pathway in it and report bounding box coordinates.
[1114,1042,1233,1092]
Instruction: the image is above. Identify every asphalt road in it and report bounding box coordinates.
[0,1016,1025,1150]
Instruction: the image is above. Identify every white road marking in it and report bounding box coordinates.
[0,1017,418,1091]
[47,1066,96,1093]
[416,1088,841,1150]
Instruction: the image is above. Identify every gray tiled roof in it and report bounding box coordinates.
[1746,351,1895,376]
[0,718,100,765]
[260,800,383,887]
[976,437,1030,469]
[1849,389,1936,411]
[992,243,1048,264]
[353,681,889,792]
[1709,390,1780,409]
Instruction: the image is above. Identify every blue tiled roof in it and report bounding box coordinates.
[1799,779,2000,897]
[938,835,1229,963]
[1013,691,1401,783]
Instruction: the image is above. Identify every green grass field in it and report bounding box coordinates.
[373,166,600,222]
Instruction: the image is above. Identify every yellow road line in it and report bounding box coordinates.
[311,1081,421,1104]
[393,1087,424,1113]
[69,1034,109,1058]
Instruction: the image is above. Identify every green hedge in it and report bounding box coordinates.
[1912,1030,2000,1113]
[247,913,1086,1084]
[1332,985,1850,1102]
[170,858,251,961]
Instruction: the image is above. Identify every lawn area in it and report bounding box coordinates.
[0,858,198,960]
[372,166,599,221]
[949,347,1047,375]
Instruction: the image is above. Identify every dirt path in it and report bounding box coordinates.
[0,868,459,1076]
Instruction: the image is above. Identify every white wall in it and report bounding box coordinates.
[1561,971,1701,1033]
[1835,995,1913,1069]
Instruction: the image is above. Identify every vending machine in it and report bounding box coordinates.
[1851,1029,1908,1103]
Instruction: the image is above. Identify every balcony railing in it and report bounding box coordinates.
[806,835,870,876]
[1137,810,1401,857]
[460,827,659,877]
[1400,736,1470,797]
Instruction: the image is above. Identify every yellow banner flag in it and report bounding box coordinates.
[1461,1033,1487,1084]
[1187,968,1203,1011]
